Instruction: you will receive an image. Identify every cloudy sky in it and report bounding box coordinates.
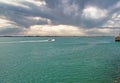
[0,0,120,36]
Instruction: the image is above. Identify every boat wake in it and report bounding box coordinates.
[0,40,49,44]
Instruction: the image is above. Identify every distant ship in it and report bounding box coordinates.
[115,36,120,42]
[48,38,55,42]
[115,33,120,42]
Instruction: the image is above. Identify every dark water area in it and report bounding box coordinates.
[0,36,120,83]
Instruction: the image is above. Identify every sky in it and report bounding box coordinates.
[0,0,120,36]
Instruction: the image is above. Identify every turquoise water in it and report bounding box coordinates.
[0,37,120,83]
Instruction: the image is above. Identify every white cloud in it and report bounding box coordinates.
[97,29,111,33]
[25,0,46,6]
[0,0,46,9]
[0,0,30,9]
[0,17,13,28]
[24,25,85,36]
[82,6,108,19]
[26,16,52,24]
[103,12,120,27]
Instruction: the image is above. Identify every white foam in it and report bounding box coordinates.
[0,40,49,44]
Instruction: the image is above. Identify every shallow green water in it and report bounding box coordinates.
[0,37,120,83]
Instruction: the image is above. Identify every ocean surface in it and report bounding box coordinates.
[0,36,120,83]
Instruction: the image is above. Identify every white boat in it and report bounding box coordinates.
[48,38,55,42]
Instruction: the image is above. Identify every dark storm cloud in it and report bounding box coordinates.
[44,0,120,28]
[0,0,120,29]
[0,27,23,35]
[0,1,54,28]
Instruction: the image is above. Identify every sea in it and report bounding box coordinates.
[0,36,120,83]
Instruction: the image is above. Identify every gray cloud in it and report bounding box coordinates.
[45,0,120,28]
[0,0,119,27]
[0,2,52,27]
[0,0,120,35]
[0,27,23,35]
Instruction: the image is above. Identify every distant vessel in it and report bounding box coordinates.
[48,38,55,42]
[115,36,120,42]
[115,33,120,42]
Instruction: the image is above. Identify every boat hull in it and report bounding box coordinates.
[115,36,120,42]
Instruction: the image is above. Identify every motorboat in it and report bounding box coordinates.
[48,38,55,42]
